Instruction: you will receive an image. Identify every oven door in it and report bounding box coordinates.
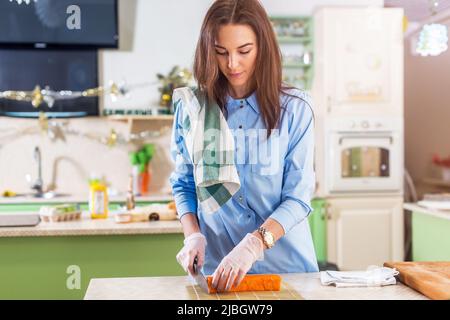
[328,131,402,193]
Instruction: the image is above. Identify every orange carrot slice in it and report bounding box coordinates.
[206,274,281,293]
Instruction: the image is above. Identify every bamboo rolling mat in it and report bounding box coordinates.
[188,281,303,300]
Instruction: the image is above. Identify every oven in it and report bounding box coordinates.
[325,117,403,194]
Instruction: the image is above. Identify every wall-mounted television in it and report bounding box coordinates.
[0,0,118,49]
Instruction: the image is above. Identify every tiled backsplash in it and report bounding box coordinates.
[0,117,173,196]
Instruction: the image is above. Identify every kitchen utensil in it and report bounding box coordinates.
[384,261,450,300]
[192,256,210,294]
[39,204,82,222]
[0,213,40,227]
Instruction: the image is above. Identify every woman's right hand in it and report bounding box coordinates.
[176,232,207,275]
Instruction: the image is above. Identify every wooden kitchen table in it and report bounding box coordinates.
[84,273,427,300]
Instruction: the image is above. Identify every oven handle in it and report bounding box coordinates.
[338,135,393,145]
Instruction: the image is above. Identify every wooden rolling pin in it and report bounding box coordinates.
[206,274,281,293]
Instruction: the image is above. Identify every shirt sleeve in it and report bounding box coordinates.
[169,100,198,219]
[269,96,316,234]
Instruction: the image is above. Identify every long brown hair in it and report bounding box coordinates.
[193,0,289,137]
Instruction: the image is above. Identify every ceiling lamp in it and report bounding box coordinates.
[416,23,448,56]
[416,0,449,56]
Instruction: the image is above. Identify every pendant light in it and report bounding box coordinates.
[416,0,449,56]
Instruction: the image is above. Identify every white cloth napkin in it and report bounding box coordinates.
[320,266,399,288]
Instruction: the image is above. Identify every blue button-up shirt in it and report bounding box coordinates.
[170,88,318,275]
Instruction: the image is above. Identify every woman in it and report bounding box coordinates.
[170,0,317,292]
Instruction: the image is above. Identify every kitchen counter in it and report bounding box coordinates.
[404,203,450,220]
[0,213,183,237]
[84,273,427,300]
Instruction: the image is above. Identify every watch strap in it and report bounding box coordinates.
[257,226,274,249]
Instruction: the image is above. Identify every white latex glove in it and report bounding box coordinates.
[211,233,264,292]
[176,232,207,275]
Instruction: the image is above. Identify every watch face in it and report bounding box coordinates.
[265,232,274,246]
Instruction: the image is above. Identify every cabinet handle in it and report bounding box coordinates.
[325,204,333,220]
[327,96,332,113]
[320,207,326,220]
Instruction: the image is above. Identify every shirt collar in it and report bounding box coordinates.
[226,91,260,114]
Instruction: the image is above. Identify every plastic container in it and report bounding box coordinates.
[39,204,82,222]
[132,165,140,196]
[89,182,109,219]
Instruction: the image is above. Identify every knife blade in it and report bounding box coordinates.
[192,256,210,294]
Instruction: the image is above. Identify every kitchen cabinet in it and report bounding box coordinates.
[0,200,184,300]
[308,198,327,263]
[270,16,314,90]
[313,8,404,117]
[412,212,450,261]
[404,204,450,261]
[326,196,404,270]
[0,233,184,300]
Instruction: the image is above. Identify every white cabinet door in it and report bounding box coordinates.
[314,8,403,116]
[326,197,404,270]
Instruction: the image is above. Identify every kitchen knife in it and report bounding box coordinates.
[192,256,210,294]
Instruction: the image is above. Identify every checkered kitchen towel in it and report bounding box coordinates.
[172,87,240,214]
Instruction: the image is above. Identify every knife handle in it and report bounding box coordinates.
[193,256,198,274]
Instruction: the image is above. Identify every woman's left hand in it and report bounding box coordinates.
[211,233,264,292]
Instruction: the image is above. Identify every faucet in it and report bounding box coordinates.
[29,146,44,197]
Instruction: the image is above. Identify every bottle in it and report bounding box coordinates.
[89,181,109,219]
[132,165,140,196]
[126,174,135,211]
[140,164,151,195]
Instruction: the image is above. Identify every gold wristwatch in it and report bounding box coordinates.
[257,226,275,249]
